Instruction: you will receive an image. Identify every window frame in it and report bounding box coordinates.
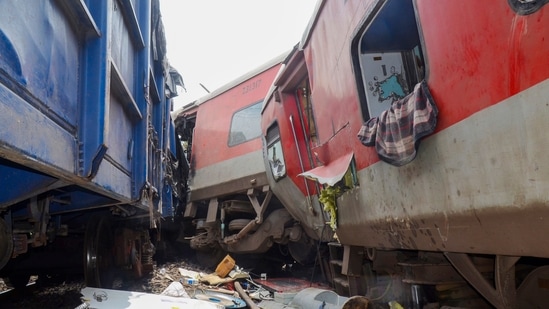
[265,123,287,181]
[227,100,263,147]
[351,0,426,121]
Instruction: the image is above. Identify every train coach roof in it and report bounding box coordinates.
[172,51,289,118]
[261,0,323,113]
[299,0,325,50]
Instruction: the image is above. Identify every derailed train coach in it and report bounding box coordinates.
[173,54,323,269]
[261,0,549,307]
[0,0,185,288]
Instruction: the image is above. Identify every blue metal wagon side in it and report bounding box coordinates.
[0,0,184,287]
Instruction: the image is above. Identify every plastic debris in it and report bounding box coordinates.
[161,281,190,298]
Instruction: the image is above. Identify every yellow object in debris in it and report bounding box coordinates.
[215,254,235,278]
[388,300,404,309]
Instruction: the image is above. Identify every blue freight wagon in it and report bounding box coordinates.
[0,0,186,288]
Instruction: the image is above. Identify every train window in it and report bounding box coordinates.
[228,101,263,147]
[266,124,286,181]
[295,78,318,146]
[353,0,425,120]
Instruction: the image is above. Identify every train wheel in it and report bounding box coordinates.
[288,235,317,265]
[0,218,13,270]
[84,215,115,288]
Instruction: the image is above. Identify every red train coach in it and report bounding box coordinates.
[174,53,319,269]
[261,0,549,307]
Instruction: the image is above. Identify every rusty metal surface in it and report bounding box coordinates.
[445,253,519,309]
[401,262,464,285]
[224,209,293,254]
[267,175,333,242]
[517,265,549,307]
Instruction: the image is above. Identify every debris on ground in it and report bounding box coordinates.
[161,281,190,297]
[1,253,344,309]
[76,254,252,308]
[81,253,346,309]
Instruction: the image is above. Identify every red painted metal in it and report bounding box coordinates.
[261,0,549,304]
[192,63,282,170]
[264,0,549,194]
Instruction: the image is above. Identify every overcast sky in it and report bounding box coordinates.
[159,0,319,110]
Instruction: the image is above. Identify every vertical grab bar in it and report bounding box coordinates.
[289,115,315,214]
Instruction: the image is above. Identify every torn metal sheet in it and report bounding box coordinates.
[298,152,353,186]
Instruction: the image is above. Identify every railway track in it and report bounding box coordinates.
[0,276,84,309]
[0,280,41,308]
[0,280,34,297]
